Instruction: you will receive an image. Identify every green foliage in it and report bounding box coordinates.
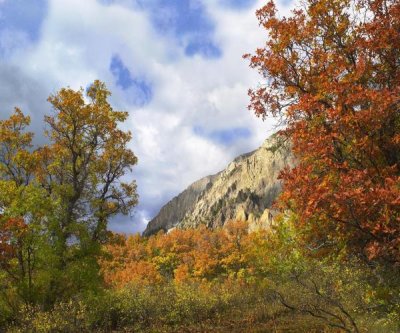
[262,216,400,333]
[4,282,326,332]
[8,301,89,333]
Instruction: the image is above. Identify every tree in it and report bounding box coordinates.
[42,80,138,260]
[245,0,400,263]
[0,80,138,307]
[0,109,50,305]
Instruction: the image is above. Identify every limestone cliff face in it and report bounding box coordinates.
[142,175,218,236]
[143,136,293,236]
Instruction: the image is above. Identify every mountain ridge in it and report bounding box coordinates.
[143,135,293,236]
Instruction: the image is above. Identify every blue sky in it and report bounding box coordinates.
[0,0,293,233]
[110,54,153,106]
[0,0,47,40]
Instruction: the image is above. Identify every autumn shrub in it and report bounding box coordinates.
[85,282,238,331]
[7,300,89,333]
[263,215,400,333]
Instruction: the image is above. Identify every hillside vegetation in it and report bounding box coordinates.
[5,220,399,332]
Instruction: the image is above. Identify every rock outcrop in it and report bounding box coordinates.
[142,175,218,236]
[143,135,293,236]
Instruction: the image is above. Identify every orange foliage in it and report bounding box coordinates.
[246,0,400,263]
[100,221,269,288]
[0,217,27,267]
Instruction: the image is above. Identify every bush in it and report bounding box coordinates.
[8,300,89,333]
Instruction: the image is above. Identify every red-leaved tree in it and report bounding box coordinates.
[246,0,400,263]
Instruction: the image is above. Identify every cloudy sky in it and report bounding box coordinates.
[0,0,294,233]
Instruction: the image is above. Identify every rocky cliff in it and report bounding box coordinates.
[143,135,293,236]
[142,175,218,236]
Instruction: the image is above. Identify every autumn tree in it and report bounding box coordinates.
[246,0,400,263]
[0,109,50,305]
[42,81,138,263]
[0,81,138,307]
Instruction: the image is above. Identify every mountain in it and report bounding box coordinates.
[142,175,218,236]
[143,135,293,236]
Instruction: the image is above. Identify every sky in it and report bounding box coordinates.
[0,0,294,233]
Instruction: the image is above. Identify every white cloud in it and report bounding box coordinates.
[0,0,296,233]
